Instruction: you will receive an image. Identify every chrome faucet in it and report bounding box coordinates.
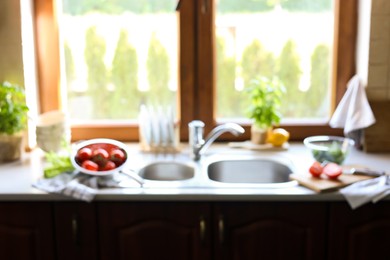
[188,120,245,160]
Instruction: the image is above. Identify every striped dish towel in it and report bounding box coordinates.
[33,171,141,202]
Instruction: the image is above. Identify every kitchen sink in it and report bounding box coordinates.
[138,161,195,181]
[205,156,295,185]
[135,153,298,189]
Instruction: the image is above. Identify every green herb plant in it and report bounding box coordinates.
[245,76,285,129]
[0,81,29,135]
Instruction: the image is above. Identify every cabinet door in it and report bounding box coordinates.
[0,202,55,260]
[54,202,98,260]
[98,202,211,260]
[214,202,327,260]
[328,202,390,260]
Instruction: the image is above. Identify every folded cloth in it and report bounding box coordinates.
[329,75,376,147]
[33,171,141,202]
[340,175,389,209]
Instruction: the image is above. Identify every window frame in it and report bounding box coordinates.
[33,0,356,142]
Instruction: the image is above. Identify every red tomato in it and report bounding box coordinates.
[76,147,92,162]
[323,162,342,180]
[81,160,99,171]
[110,149,126,165]
[92,148,109,165]
[101,160,116,171]
[309,161,323,177]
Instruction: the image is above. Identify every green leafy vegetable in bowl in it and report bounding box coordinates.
[304,136,354,165]
[311,141,346,164]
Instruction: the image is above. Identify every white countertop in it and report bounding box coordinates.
[0,142,389,202]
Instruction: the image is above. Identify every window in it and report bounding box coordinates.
[59,1,178,121]
[33,0,356,142]
[215,1,334,121]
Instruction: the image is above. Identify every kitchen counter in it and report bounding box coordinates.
[0,142,389,202]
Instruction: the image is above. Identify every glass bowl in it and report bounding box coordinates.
[303,136,355,165]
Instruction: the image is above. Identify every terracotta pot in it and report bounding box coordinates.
[250,125,270,145]
[0,133,23,162]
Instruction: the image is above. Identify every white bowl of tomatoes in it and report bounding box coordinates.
[71,138,128,176]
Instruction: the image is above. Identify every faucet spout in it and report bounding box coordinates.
[188,120,245,160]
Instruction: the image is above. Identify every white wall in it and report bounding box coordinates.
[356,0,371,87]
[0,0,24,85]
[366,0,390,100]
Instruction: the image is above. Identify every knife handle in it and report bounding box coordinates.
[350,168,385,177]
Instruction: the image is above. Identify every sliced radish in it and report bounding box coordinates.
[323,162,342,180]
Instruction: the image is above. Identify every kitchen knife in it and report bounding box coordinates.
[344,168,386,177]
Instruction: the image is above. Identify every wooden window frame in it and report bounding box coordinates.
[34,0,356,142]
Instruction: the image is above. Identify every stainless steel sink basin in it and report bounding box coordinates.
[134,153,297,189]
[206,158,293,184]
[138,162,195,181]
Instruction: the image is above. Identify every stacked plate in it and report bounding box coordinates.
[138,105,178,152]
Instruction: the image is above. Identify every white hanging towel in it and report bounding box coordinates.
[329,75,376,146]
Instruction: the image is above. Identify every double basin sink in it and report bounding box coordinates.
[131,153,298,189]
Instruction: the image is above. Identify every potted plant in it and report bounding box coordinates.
[0,81,29,162]
[245,76,285,144]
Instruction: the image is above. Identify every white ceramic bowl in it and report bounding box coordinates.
[37,137,63,153]
[71,138,129,176]
[36,111,68,134]
[35,110,70,152]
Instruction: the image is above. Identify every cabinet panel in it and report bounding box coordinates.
[98,202,211,260]
[329,202,390,260]
[0,202,55,260]
[54,202,98,260]
[214,202,327,260]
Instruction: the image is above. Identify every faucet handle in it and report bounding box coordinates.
[188,120,205,129]
[188,120,205,147]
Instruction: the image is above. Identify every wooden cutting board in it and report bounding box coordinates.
[290,173,374,193]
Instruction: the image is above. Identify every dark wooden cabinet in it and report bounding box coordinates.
[0,202,97,260]
[0,202,55,260]
[97,201,326,260]
[98,202,211,260]
[0,200,389,260]
[214,202,327,260]
[328,201,390,260]
[54,202,98,260]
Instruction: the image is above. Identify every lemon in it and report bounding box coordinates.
[267,128,290,147]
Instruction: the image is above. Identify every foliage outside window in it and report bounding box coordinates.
[60,0,178,121]
[33,0,355,141]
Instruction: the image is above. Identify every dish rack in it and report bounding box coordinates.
[138,105,180,153]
